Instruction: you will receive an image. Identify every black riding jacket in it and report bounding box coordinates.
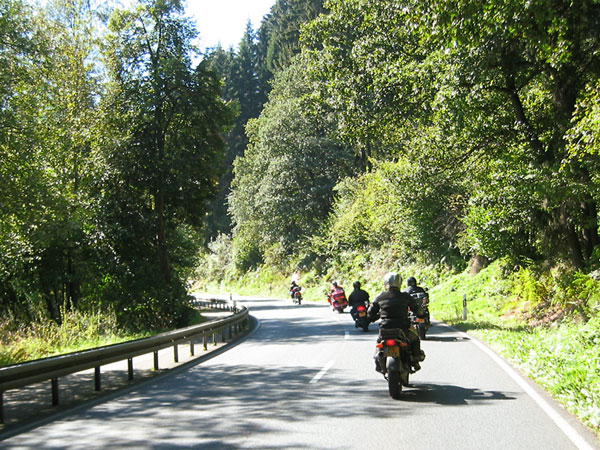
[404,285,425,295]
[368,287,423,329]
[348,288,370,308]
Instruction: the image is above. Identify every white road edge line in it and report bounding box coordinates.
[310,360,335,384]
[469,335,594,450]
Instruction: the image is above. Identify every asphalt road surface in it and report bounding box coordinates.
[2,295,599,449]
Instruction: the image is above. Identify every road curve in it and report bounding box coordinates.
[2,295,599,449]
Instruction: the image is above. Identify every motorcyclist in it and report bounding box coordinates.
[290,280,301,299]
[368,272,425,371]
[348,281,370,322]
[327,281,346,306]
[403,276,430,324]
[403,276,425,295]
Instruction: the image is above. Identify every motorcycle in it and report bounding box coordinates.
[374,328,414,399]
[292,288,302,305]
[409,290,431,340]
[352,304,370,331]
[327,293,348,313]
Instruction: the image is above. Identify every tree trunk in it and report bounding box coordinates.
[581,199,599,260]
[66,257,79,309]
[469,254,488,274]
[560,208,584,269]
[155,188,171,284]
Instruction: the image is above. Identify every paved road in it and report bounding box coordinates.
[2,296,599,449]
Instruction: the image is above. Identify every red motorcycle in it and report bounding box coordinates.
[327,291,347,313]
[292,289,302,305]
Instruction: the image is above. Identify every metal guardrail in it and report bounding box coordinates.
[0,297,248,424]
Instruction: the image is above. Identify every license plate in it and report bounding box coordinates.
[385,346,399,358]
[359,312,366,317]
[416,318,425,323]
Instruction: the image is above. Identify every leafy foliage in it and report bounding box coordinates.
[95,0,232,329]
[0,0,231,332]
[228,55,354,269]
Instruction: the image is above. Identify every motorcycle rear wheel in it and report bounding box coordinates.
[388,371,402,399]
[400,370,410,387]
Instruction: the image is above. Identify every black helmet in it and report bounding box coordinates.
[407,276,417,287]
[353,281,361,289]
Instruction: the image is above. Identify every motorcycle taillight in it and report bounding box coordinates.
[384,339,397,347]
[357,305,366,312]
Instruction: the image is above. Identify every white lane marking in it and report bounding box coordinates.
[469,334,594,450]
[309,360,335,384]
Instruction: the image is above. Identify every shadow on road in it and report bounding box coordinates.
[399,382,516,405]
[3,363,518,449]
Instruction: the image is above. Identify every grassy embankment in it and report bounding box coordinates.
[195,260,600,438]
[0,309,147,366]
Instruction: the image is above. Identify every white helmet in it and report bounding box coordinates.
[384,272,402,289]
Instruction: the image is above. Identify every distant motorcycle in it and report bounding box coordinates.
[409,290,430,340]
[353,304,370,331]
[327,293,348,313]
[374,328,414,399]
[292,289,302,305]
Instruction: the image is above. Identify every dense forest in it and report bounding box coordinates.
[2,0,600,334]
[208,0,600,311]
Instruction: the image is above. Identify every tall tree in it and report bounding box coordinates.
[229,55,354,269]
[99,0,232,328]
[424,0,600,267]
[259,0,325,75]
[0,0,44,321]
[0,0,102,322]
[204,23,266,239]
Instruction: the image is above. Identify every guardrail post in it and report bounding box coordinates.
[154,351,159,370]
[189,340,194,356]
[51,378,59,406]
[173,344,179,363]
[203,333,208,350]
[128,358,134,380]
[462,294,467,320]
[213,331,217,346]
[94,367,101,391]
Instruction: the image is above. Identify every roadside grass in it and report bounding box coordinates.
[0,309,150,366]
[0,308,208,367]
